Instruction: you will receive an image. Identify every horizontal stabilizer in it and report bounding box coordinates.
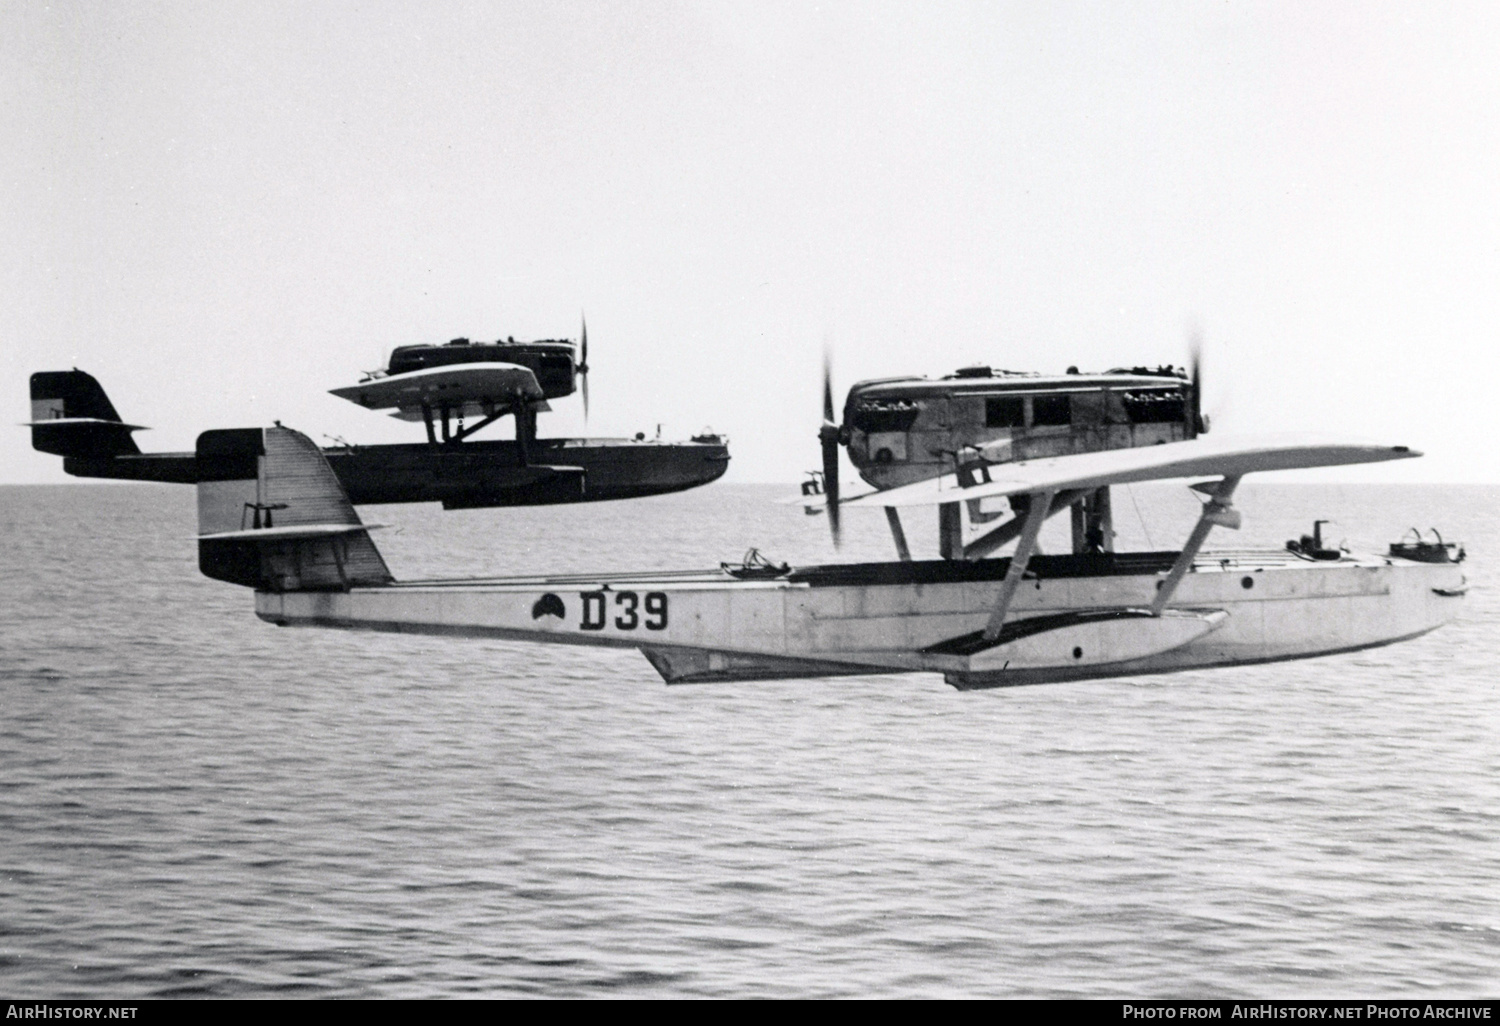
[198,523,386,542]
[22,417,148,430]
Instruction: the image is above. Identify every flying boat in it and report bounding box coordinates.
[27,326,729,509]
[191,349,1466,690]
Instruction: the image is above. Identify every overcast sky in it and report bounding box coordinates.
[4,1,1497,484]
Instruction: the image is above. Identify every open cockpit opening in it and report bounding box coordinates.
[851,399,923,434]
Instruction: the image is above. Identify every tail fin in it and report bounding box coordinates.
[197,426,393,591]
[28,370,143,456]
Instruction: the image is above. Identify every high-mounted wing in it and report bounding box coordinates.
[778,487,878,507]
[842,436,1419,509]
[330,362,547,421]
[198,523,386,542]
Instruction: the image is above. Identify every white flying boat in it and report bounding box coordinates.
[195,416,1465,689]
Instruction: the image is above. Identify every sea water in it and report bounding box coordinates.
[1,482,1496,998]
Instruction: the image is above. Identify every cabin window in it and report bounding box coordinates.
[1031,395,1071,427]
[985,397,1025,428]
[851,400,922,434]
[1121,390,1185,424]
[1069,391,1108,427]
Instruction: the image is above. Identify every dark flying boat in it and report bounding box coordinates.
[28,329,729,509]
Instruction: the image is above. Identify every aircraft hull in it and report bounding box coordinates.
[61,437,730,506]
[252,550,1464,690]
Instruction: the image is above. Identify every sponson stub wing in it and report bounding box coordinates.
[841,436,1420,508]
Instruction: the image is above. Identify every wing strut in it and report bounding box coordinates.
[982,490,1055,641]
[938,503,962,559]
[964,490,1085,561]
[421,403,437,445]
[884,507,912,562]
[448,404,509,444]
[1150,475,1242,615]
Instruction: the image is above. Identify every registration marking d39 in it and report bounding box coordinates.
[579,590,668,632]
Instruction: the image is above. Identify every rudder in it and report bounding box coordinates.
[28,370,143,456]
[197,426,393,591]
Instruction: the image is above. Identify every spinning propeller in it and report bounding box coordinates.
[1188,330,1209,437]
[577,313,590,422]
[819,353,842,547]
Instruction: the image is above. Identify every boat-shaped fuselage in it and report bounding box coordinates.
[255,548,1464,690]
[204,426,1463,692]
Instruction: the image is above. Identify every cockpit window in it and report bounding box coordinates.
[985,397,1025,428]
[851,399,922,434]
[1031,395,1071,426]
[1121,390,1185,424]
